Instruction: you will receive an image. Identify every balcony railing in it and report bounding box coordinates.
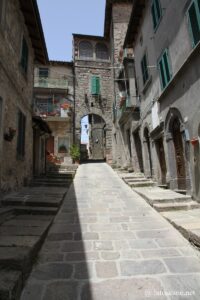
[34,77,68,89]
[117,95,140,122]
[34,99,72,119]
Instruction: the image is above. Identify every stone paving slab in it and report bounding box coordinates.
[162,209,200,248]
[21,163,200,300]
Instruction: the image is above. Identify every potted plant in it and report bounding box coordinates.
[70,144,80,164]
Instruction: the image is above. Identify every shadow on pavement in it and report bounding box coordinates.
[20,181,94,300]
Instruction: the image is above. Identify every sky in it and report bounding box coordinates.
[37,0,106,62]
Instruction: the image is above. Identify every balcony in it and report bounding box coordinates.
[117,95,140,124]
[34,77,68,90]
[34,98,72,121]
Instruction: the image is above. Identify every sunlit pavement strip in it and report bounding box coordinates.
[21,163,200,300]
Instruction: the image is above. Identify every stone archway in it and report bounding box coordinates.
[81,113,106,160]
[165,108,189,191]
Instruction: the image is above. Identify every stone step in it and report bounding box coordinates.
[33,177,72,183]
[0,270,22,300]
[153,201,200,212]
[0,214,53,299]
[1,197,63,208]
[30,181,71,187]
[11,206,58,215]
[158,184,169,189]
[152,195,192,204]
[0,208,14,225]
[129,181,156,188]
[124,177,149,183]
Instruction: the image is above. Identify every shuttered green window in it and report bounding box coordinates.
[151,0,162,30]
[141,53,149,85]
[158,49,172,90]
[91,76,100,95]
[21,38,29,73]
[188,0,200,47]
[17,110,26,159]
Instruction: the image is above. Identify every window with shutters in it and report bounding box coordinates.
[95,43,109,60]
[158,49,172,90]
[151,0,162,30]
[91,76,100,95]
[79,41,93,60]
[188,0,200,47]
[17,110,26,160]
[21,37,29,73]
[141,53,149,85]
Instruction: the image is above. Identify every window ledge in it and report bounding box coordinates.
[142,76,152,95]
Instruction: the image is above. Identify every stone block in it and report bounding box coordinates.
[120,260,166,276]
[31,263,73,280]
[95,261,118,278]
[43,281,78,300]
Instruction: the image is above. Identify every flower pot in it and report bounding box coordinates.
[190,138,199,146]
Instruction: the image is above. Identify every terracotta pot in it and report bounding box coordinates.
[190,138,199,146]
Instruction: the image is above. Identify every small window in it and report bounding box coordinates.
[91,76,100,95]
[79,41,93,60]
[38,68,49,87]
[188,0,200,47]
[96,43,109,60]
[39,68,49,78]
[151,0,162,30]
[58,137,69,153]
[21,38,29,73]
[158,49,172,90]
[141,53,149,85]
[17,110,26,159]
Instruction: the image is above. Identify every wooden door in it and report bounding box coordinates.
[172,119,186,189]
[156,138,167,184]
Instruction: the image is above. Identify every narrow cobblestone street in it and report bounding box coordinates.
[21,163,200,300]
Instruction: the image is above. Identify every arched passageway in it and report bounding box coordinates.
[81,114,106,161]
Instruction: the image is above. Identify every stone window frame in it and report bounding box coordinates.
[78,40,110,61]
[79,41,93,60]
[95,43,109,61]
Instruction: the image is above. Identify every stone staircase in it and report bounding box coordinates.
[120,172,200,212]
[0,165,78,299]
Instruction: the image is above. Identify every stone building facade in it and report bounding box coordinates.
[124,0,200,200]
[73,34,113,162]
[34,61,74,167]
[0,0,48,191]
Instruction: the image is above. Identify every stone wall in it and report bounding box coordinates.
[0,0,35,191]
[73,36,113,162]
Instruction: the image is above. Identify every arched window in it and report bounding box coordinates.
[79,41,93,60]
[96,43,109,60]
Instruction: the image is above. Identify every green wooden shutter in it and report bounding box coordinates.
[96,77,100,94]
[151,0,162,30]
[158,49,172,90]
[91,76,96,94]
[91,76,100,95]
[188,1,200,46]
[141,54,149,85]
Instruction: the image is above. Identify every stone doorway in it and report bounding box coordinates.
[172,118,186,190]
[156,138,167,184]
[133,130,144,172]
